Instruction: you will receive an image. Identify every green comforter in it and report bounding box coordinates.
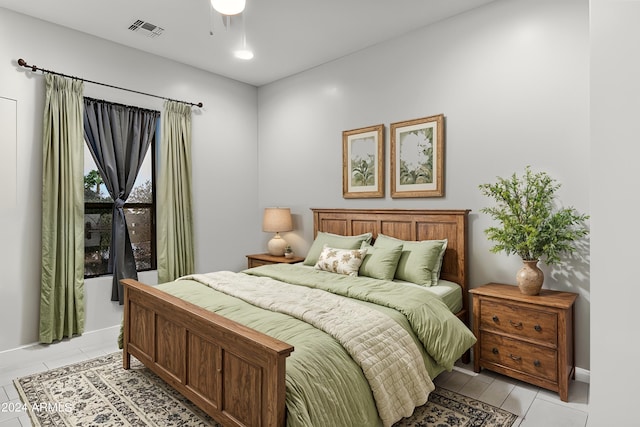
[155,264,476,427]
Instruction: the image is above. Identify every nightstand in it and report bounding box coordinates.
[246,253,305,268]
[470,283,577,402]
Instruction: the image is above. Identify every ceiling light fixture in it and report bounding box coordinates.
[211,0,245,16]
[234,49,254,60]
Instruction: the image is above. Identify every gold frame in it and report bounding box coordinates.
[342,124,385,199]
[390,114,444,198]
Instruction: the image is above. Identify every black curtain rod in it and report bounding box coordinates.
[17,58,203,108]
[84,97,160,115]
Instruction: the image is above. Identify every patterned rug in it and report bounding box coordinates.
[14,352,517,426]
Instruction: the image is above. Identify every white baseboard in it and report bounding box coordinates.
[575,366,590,384]
[0,325,120,356]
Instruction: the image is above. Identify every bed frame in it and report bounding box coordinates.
[121,208,470,427]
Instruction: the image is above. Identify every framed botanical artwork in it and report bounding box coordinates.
[390,114,444,198]
[342,124,385,198]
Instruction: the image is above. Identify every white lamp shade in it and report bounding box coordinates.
[263,208,293,256]
[262,208,293,233]
[211,0,246,15]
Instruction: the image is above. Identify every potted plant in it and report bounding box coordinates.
[478,166,589,295]
[284,245,294,259]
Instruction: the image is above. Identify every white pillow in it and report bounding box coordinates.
[314,245,367,276]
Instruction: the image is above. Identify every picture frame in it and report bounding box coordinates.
[342,124,385,198]
[390,114,444,198]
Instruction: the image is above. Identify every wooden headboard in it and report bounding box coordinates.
[312,208,470,323]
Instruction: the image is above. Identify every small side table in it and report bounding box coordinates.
[470,282,577,402]
[246,253,304,269]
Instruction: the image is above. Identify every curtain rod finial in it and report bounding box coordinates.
[197,102,203,108]
[17,58,37,72]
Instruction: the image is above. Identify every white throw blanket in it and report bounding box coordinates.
[181,271,435,427]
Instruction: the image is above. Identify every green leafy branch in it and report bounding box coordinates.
[478,166,589,265]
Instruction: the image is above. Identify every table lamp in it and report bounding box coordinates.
[262,207,293,256]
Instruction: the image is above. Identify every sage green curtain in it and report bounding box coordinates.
[157,101,195,283]
[39,74,85,343]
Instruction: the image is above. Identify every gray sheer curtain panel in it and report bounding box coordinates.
[83,98,160,304]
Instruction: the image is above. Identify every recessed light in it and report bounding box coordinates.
[234,49,254,60]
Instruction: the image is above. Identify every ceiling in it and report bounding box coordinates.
[0,0,497,86]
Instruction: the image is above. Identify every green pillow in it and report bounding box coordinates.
[303,232,373,266]
[433,239,448,282]
[358,242,403,280]
[374,234,448,286]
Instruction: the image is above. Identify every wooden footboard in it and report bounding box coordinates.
[121,278,294,427]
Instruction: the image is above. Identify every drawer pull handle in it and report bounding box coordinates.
[509,354,521,361]
[509,320,523,329]
[492,347,499,354]
[534,360,541,367]
[534,324,542,332]
[492,315,499,323]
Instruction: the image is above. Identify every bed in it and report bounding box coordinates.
[121,208,475,427]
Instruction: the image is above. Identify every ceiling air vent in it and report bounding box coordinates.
[128,19,164,38]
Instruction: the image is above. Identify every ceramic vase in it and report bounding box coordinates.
[516,260,544,295]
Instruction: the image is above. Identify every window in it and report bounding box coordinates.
[83,145,156,278]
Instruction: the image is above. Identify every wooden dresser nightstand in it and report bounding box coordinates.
[470,283,578,402]
[246,253,305,268]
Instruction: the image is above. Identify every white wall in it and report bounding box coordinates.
[589,1,640,424]
[258,0,591,371]
[0,8,259,351]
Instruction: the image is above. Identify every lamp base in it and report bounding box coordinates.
[267,234,288,256]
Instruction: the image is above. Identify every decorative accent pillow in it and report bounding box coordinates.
[374,234,448,286]
[358,242,403,281]
[303,232,373,266]
[314,245,367,276]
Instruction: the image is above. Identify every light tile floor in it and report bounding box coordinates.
[0,326,122,427]
[437,359,589,427]
[0,327,589,426]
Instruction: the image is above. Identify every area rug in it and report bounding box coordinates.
[14,352,517,426]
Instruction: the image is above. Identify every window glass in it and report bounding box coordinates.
[83,147,155,277]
